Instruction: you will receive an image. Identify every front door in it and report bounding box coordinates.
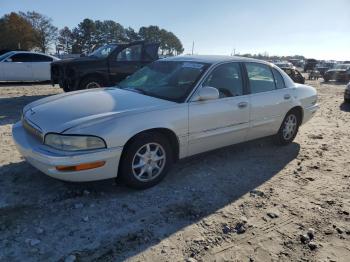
[2,53,33,81]
[188,62,250,156]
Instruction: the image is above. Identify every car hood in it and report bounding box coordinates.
[51,56,103,66]
[23,88,175,134]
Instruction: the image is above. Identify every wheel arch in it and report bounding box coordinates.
[121,127,180,163]
[287,106,304,125]
[79,72,108,88]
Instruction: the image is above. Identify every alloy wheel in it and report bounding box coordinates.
[131,143,166,182]
[282,114,297,140]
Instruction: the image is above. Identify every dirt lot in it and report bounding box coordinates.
[0,80,349,262]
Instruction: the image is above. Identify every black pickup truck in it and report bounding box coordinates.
[51,41,159,91]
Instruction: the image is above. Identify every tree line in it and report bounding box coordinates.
[0,11,184,56]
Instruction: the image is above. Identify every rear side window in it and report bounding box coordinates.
[246,63,275,94]
[272,68,285,89]
[117,44,142,61]
[29,54,53,62]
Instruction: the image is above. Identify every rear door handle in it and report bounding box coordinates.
[238,102,248,108]
[284,94,291,100]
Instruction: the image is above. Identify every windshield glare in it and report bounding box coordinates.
[89,44,117,58]
[0,51,14,61]
[118,61,209,102]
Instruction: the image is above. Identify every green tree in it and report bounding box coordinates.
[20,11,58,53]
[57,26,73,54]
[125,27,140,41]
[139,26,184,56]
[71,18,96,54]
[0,12,36,50]
[95,20,126,45]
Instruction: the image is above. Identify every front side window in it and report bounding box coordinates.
[10,53,32,62]
[246,63,275,94]
[203,63,244,98]
[117,44,142,61]
[118,61,209,102]
[272,68,285,89]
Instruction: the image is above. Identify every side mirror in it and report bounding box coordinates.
[193,86,219,101]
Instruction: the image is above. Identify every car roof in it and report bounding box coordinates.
[7,51,57,59]
[161,55,270,65]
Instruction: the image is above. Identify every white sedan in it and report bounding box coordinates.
[12,56,319,189]
[0,51,59,81]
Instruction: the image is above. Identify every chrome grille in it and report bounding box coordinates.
[22,118,43,142]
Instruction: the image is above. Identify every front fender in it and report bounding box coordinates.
[64,104,189,153]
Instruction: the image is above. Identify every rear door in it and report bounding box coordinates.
[245,62,294,140]
[30,54,54,81]
[1,53,33,81]
[108,43,143,84]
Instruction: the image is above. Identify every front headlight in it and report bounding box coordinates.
[44,134,106,151]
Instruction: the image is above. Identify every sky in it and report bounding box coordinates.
[1,0,349,60]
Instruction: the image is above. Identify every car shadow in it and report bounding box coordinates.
[340,102,350,112]
[0,138,300,261]
[0,95,50,125]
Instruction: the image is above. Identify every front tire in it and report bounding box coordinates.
[275,111,300,145]
[119,133,173,189]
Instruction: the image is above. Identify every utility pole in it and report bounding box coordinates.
[191,41,194,55]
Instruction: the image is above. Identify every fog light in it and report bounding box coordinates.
[56,161,106,172]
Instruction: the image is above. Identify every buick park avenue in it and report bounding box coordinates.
[13,56,319,189]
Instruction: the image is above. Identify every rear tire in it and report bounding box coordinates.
[79,76,104,90]
[275,110,300,145]
[119,132,173,189]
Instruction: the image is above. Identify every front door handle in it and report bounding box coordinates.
[238,102,248,108]
[284,94,291,100]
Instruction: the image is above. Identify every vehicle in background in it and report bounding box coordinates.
[323,64,350,82]
[344,82,350,103]
[280,67,305,84]
[308,70,321,80]
[51,41,160,92]
[304,59,318,72]
[315,62,336,77]
[13,55,318,188]
[0,51,59,82]
[274,61,294,69]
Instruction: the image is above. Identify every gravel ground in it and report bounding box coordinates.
[0,80,349,262]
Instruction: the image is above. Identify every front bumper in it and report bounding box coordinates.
[302,104,319,125]
[12,121,123,182]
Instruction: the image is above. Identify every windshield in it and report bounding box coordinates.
[89,44,117,58]
[118,61,209,102]
[0,51,14,61]
[334,64,350,70]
